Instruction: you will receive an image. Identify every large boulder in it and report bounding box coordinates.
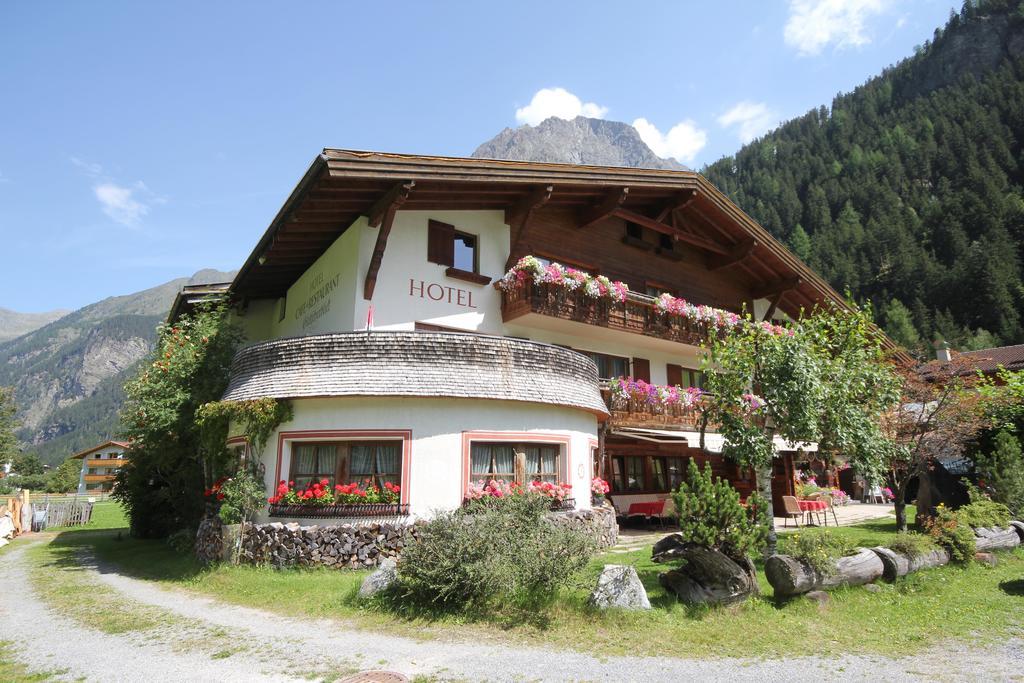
[588,564,651,610]
[652,534,758,605]
[359,558,398,598]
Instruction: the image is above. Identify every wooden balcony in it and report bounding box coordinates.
[501,280,720,347]
[83,474,116,483]
[603,388,707,430]
[85,459,125,468]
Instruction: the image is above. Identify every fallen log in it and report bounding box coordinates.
[973,526,1021,552]
[765,548,883,597]
[870,546,949,582]
[652,534,758,606]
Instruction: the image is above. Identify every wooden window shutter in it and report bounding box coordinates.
[427,219,455,266]
[666,363,683,387]
[632,357,651,382]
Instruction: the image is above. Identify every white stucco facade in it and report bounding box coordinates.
[243,396,598,523]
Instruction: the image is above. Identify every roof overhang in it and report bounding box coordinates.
[223,148,910,362]
[72,440,130,460]
[166,282,232,324]
[611,427,817,453]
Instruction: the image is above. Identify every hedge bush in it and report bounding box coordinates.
[393,493,594,613]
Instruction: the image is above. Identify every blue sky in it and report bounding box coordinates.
[0,0,956,313]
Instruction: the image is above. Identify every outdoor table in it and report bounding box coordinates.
[797,499,828,526]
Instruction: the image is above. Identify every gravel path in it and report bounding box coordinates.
[2,537,1023,682]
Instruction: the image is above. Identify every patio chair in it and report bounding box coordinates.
[822,494,839,526]
[780,495,803,528]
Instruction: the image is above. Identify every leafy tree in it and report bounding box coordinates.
[882,298,921,351]
[46,457,82,494]
[114,304,244,538]
[972,431,1024,516]
[10,452,44,477]
[880,355,991,531]
[0,386,18,469]
[701,305,900,553]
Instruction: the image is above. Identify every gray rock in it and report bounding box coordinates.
[805,590,830,607]
[358,558,398,599]
[863,583,882,593]
[589,565,651,610]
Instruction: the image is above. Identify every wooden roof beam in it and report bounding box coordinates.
[751,276,803,300]
[365,180,416,228]
[707,237,759,271]
[611,208,730,256]
[655,190,696,223]
[577,187,629,230]
[506,185,554,269]
[363,181,415,300]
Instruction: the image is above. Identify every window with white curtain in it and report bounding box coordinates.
[290,441,401,489]
[470,442,561,484]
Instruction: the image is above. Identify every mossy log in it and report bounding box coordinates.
[870,546,949,581]
[765,548,883,597]
[652,534,758,605]
[973,526,1021,552]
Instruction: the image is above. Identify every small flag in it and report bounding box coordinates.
[366,304,374,330]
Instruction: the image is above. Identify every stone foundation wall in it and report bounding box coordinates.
[549,506,618,549]
[240,521,421,569]
[199,506,619,569]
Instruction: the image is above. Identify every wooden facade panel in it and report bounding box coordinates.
[522,206,751,311]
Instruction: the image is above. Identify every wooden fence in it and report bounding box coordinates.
[34,499,94,529]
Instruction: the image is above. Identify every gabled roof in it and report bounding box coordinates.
[221,149,910,362]
[958,344,1024,374]
[166,282,232,324]
[72,440,130,460]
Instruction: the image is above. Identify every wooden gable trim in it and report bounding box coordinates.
[577,187,630,230]
[751,276,803,300]
[505,184,554,269]
[610,208,730,256]
[708,237,759,271]
[363,181,415,300]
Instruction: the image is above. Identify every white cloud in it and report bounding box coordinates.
[717,101,778,143]
[632,118,708,164]
[515,87,608,126]
[94,183,149,226]
[784,0,886,56]
[72,157,164,227]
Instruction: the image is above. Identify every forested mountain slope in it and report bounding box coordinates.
[0,269,234,465]
[704,0,1024,354]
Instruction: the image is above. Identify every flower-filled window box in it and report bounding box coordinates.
[267,479,407,518]
[464,479,575,511]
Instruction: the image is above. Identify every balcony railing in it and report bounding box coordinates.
[501,280,721,347]
[85,459,125,468]
[602,386,707,430]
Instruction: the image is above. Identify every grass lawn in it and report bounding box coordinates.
[47,500,128,532]
[68,508,1024,660]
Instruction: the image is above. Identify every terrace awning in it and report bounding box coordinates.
[610,427,817,453]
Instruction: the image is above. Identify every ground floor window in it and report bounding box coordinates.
[470,442,561,483]
[611,455,687,493]
[290,441,401,490]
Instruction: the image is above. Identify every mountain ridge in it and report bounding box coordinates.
[1,268,235,464]
[473,116,686,170]
[0,308,71,342]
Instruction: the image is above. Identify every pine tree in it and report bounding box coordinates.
[788,224,812,262]
[974,430,1024,517]
[883,298,921,350]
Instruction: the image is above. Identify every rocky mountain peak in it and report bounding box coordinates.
[472,116,686,170]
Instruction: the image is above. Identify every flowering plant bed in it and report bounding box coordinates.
[498,255,628,302]
[464,478,575,509]
[267,502,410,518]
[268,479,399,509]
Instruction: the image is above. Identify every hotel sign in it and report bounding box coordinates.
[408,279,478,309]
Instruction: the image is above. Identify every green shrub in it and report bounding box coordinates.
[973,430,1024,518]
[166,528,195,554]
[781,529,857,577]
[956,498,1012,529]
[887,532,938,559]
[394,493,594,613]
[217,470,266,525]
[924,505,976,563]
[671,459,768,560]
